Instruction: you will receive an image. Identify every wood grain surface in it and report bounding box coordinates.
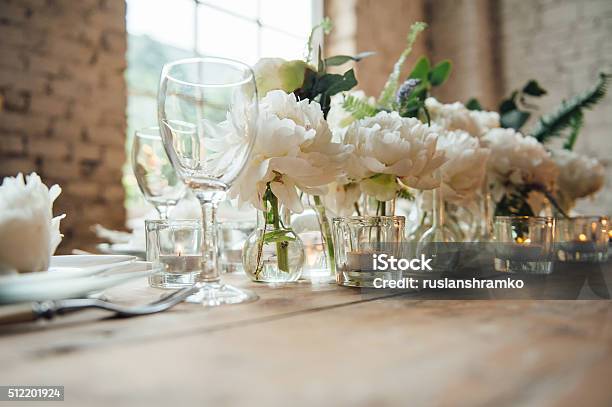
[1,273,611,407]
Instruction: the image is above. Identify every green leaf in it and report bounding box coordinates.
[499,91,518,114]
[500,109,530,130]
[530,72,610,143]
[324,51,375,67]
[466,98,482,111]
[522,80,547,96]
[429,60,452,86]
[378,21,427,109]
[317,69,358,97]
[408,56,430,81]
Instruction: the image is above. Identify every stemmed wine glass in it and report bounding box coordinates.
[132,126,186,219]
[158,57,258,306]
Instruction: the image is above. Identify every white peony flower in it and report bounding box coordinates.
[321,182,361,217]
[0,173,65,273]
[482,128,558,201]
[229,90,351,213]
[551,148,605,211]
[435,130,490,203]
[343,111,446,201]
[425,97,499,137]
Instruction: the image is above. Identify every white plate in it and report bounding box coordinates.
[97,243,146,258]
[0,255,136,286]
[0,255,159,304]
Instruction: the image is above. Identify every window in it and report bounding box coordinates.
[124,0,323,214]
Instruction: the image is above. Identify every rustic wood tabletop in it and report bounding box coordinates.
[1,273,611,407]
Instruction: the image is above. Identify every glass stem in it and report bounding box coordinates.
[481,178,493,240]
[199,201,220,282]
[313,195,335,274]
[432,187,444,229]
[156,205,169,220]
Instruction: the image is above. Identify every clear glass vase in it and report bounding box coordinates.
[242,200,305,283]
[332,216,405,287]
[291,204,333,283]
[417,188,459,273]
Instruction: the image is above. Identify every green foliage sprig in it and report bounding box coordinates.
[529,73,610,146]
[295,18,374,118]
[378,22,427,109]
[342,94,379,121]
[398,56,452,121]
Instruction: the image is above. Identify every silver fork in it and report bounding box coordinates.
[0,284,201,325]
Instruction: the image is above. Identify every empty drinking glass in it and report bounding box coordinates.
[132,126,186,219]
[158,56,258,306]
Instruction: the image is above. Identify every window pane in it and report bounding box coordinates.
[200,0,258,20]
[260,28,306,61]
[127,0,195,51]
[197,5,258,65]
[260,0,312,38]
[127,35,194,95]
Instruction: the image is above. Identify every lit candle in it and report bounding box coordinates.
[158,250,203,274]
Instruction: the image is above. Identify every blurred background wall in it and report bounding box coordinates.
[0,0,127,252]
[0,0,610,253]
[327,0,612,215]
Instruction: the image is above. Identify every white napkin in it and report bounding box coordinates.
[0,173,65,274]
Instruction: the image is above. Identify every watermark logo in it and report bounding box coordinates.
[372,253,433,271]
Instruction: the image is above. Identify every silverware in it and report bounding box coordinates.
[0,284,201,325]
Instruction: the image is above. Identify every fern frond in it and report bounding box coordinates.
[530,73,610,143]
[377,22,427,109]
[343,95,379,120]
[563,110,583,150]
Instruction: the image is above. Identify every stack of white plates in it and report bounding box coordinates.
[0,255,159,305]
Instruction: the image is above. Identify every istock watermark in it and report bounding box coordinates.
[372,253,433,271]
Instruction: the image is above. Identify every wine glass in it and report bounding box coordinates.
[132,126,186,219]
[158,56,258,306]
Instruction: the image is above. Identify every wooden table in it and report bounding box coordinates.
[1,273,612,407]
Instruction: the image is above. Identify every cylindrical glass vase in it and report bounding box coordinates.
[332,216,405,287]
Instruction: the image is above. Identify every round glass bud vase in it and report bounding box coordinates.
[242,199,305,283]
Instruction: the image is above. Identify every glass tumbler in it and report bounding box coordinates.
[555,216,609,262]
[146,219,203,288]
[332,216,405,287]
[494,216,555,274]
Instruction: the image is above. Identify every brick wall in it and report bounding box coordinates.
[0,0,127,253]
[326,0,612,215]
[325,0,428,98]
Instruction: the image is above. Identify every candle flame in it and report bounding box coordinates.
[516,237,531,244]
[578,233,587,242]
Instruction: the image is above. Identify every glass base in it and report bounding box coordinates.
[149,271,202,289]
[494,258,553,275]
[186,282,258,307]
[301,267,335,284]
[337,269,400,288]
